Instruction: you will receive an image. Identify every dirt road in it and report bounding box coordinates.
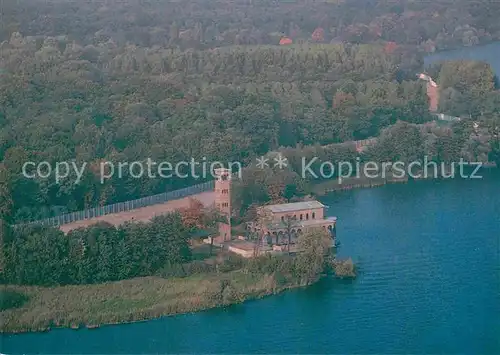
[59,191,216,233]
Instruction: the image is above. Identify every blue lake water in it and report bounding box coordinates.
[1,170,499,354]
[425,41,500,74]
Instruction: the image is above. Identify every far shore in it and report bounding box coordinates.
[312,163,498,196]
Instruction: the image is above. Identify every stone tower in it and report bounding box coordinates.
[214,168,231,242]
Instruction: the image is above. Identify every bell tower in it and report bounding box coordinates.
[214,168,232,242]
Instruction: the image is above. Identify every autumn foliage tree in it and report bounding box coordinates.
[179,198,205,230]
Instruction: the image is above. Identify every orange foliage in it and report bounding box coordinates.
[333,92,355,108]
[179,198,205,229]
[384,41,398,54]
[279,37,293,45]
[312,27,325,42]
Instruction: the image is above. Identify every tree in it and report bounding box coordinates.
[282,215,299,252]
[0,164,12,223]
[295,229,332,285]
[179,198,205,230]
[4,225,69,285]
[200,206,228,256]
[367,121,425,163]
[253,207,274,257]
[0,219,9,274]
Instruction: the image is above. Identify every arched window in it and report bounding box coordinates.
[312,212,316,219]
[281,216,284,222]
[306,213,309,220]
[300,214,303,220]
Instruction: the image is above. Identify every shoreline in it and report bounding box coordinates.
[423,39,500,57]
[0,257,355,335]
[312,164,498,196]
[0,273,308,335]
[312,175,409,196]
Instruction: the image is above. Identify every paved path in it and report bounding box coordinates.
[60,191,216,233]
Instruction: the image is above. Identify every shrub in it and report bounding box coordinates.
[244,254,295,276]
[185,260,215,275]
[202,286,222,304]
[332,258,356,278]
[222,285,242,305]
[157,262,187,278]
[217,254,245,273]
[0,290,29,311]
[271,271,288,288]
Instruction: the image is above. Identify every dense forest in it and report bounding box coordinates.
[1,34,499,223]
[0,36,432,222]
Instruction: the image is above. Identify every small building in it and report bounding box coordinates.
[248,201,337,247]
[434,113,462,122]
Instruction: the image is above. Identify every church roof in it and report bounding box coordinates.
[263,201,325,213]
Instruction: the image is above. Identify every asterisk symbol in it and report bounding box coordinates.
[256,156,269,169]
[273,154,288,169]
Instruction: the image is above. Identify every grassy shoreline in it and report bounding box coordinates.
[0,269,313,334]
[0,252,356,335]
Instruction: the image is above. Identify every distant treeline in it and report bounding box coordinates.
[2,0,499,50]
